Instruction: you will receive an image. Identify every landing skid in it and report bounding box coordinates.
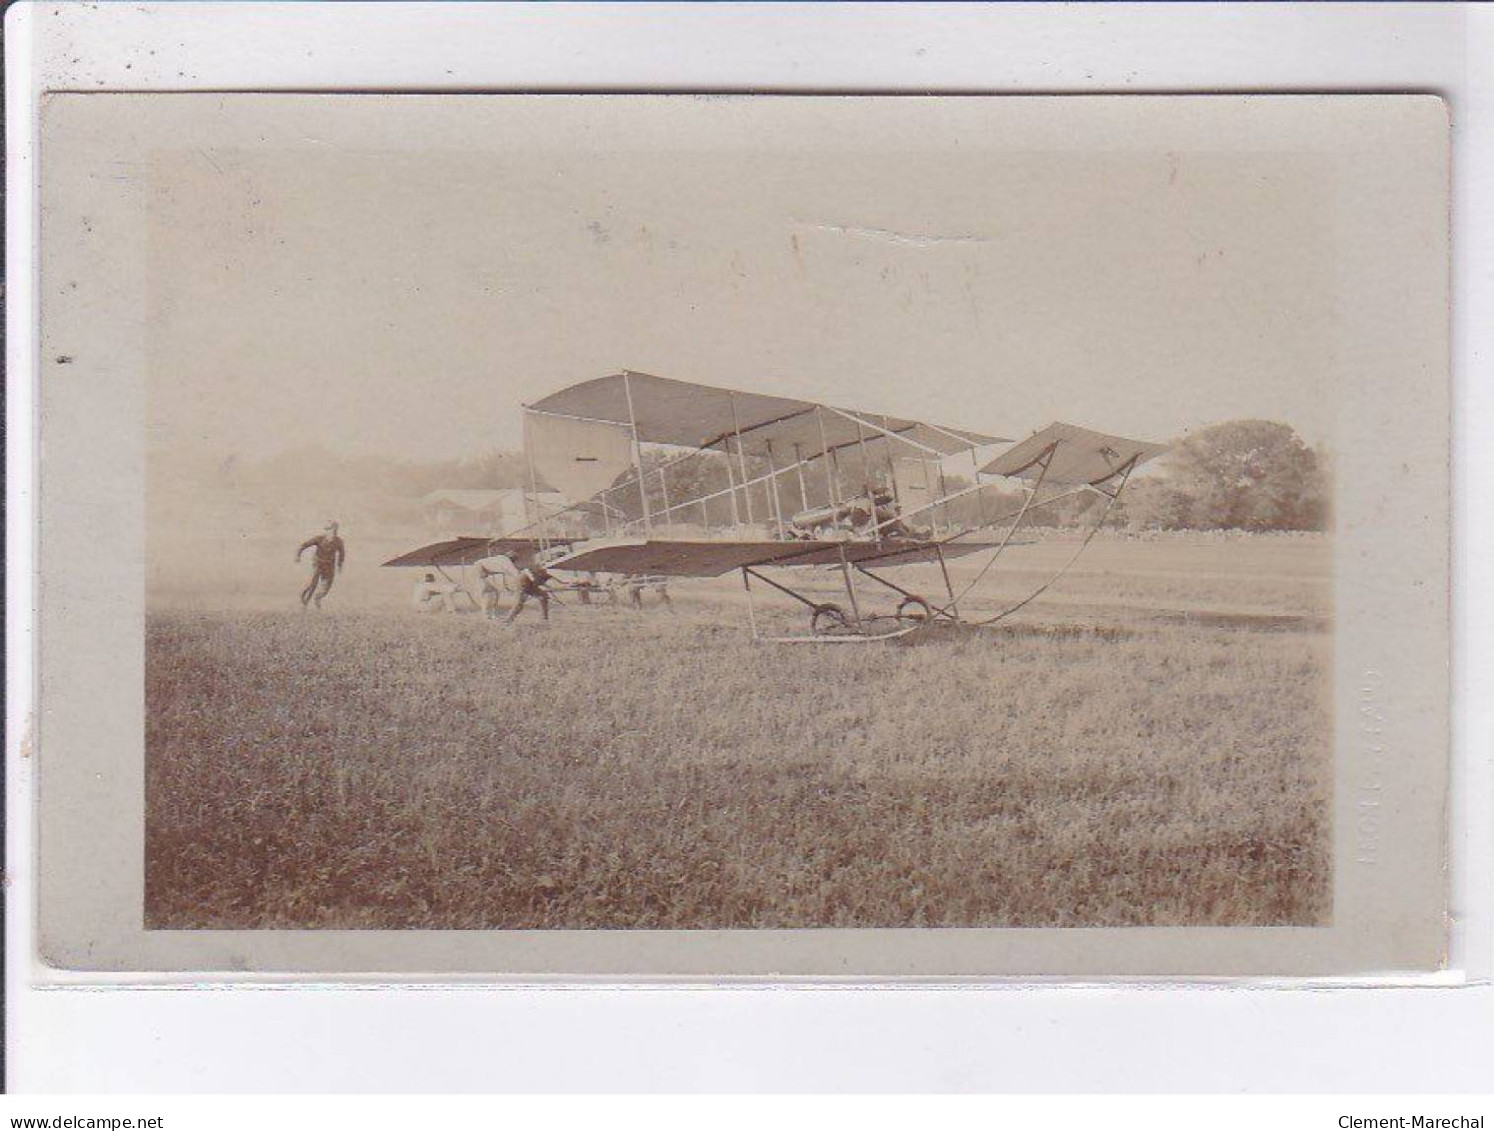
[755,625,924,645]
[738,451,1141,644]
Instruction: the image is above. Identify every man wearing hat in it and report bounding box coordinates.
[296,520,346,609]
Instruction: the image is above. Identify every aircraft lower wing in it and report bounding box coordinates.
[544,537,1015,578]
[381,536,571,569]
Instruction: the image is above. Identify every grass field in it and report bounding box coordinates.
[145,533,1332,930]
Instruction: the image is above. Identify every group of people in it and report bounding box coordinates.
[413,552,671,622]
[295,520,547,619]
[298,521,668,621]
[411,554,556,621]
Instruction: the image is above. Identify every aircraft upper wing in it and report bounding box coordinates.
[981,422,1168,486]
[544,537,1014,578]
[381,536,571,569]
[526,370,1010,462]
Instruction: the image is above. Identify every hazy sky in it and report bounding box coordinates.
[146,98,1336,463]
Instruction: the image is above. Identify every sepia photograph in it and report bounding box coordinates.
[35,92,1449,973]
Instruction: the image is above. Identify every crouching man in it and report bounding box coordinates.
[506,556,556,623]
[411,572,460,614]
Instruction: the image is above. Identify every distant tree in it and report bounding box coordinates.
[566,420,1331,534]
[467,450,533,490]
[612,449,735,525]
[1117,477,1195,532]
[233,445,533,496]
[1044,488,1115,529]
[1142,419,1329,531]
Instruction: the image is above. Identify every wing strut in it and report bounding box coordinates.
[728,392,755,528]
[622,370,652,536]
[836,543,864,629]
[945,441,1058,610]
[972,454,1140,625]
[815,407,840,509]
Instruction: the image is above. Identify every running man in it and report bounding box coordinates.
[296,521,346,609]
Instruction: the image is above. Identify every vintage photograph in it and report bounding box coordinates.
[138,95,1336,932]
[34,92,1449,973]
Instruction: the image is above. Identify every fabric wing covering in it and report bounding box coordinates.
[546,537,1006,577]
[981,421,1168,486]
[526,411,636,504]
[526,371,1010,464]
[892,456,944,514]
[381,537,567,569]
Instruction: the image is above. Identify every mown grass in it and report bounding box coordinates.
[145,599,1331,929]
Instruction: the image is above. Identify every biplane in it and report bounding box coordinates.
[484,370,1167,642]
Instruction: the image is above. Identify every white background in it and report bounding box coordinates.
[6,1,1492,1092]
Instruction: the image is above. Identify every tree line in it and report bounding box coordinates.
[607,420,1330,534]
[187,417,1328,535]
[952,419,1330,533]
[1109,419,1330,532]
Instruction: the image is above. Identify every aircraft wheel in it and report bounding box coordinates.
[811,603,850,636]
[896,596,932,625]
